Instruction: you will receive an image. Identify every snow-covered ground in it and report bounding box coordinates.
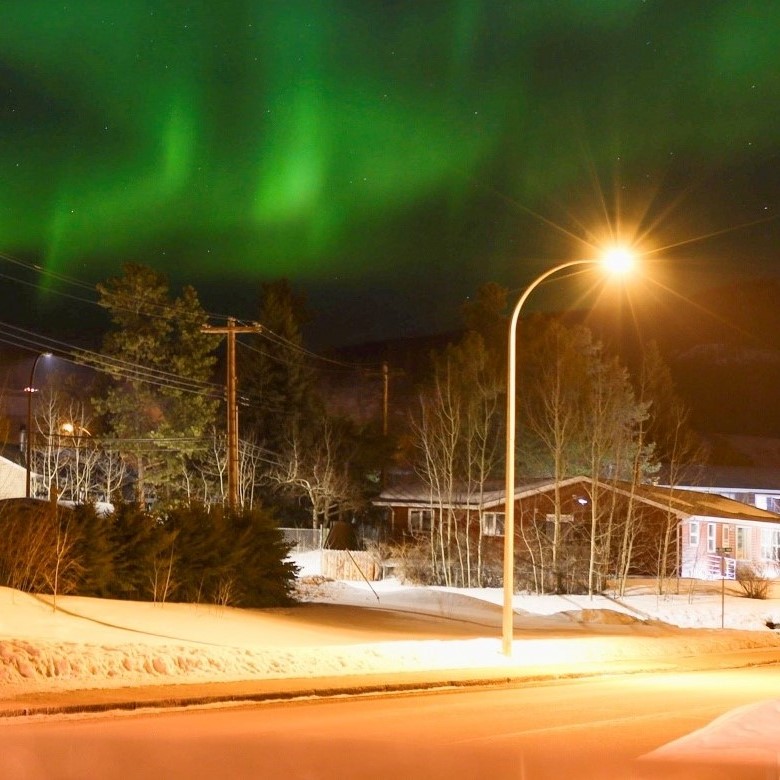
[1,549,779,701]
[2,550,780,766]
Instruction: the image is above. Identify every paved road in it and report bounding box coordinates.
[3,665,779,779]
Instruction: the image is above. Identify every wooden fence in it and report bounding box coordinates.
[321,550,381,581]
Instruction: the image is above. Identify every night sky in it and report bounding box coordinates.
[2,1,779,346]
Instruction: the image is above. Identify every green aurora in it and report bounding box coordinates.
[1,1,779,340]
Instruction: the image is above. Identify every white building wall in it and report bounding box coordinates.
[0,457,26,499]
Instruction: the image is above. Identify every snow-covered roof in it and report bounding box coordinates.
[374,477,559,509]
[375,476,780,526]
[0,452,26,473]
[610,480,780,524]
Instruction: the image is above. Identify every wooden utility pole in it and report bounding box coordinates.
[381,361,389,436]
[202,318,261,509]
[365,360,401,437]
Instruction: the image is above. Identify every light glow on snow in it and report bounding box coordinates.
[0,551,778,701]
[1,550,779,774]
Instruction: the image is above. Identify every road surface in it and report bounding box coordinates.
[3,665,779,779]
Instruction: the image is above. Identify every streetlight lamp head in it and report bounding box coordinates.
[601,246,635,275]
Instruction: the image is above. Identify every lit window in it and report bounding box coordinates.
[409,508,433,534]
[689,522,699,546]
[481,512,505,537]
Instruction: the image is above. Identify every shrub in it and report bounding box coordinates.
[384,539,437,585]
[0,500,83,596]
[736,562,771,600]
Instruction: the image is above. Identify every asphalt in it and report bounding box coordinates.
[4,645,780,719]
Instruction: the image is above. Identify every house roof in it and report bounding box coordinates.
[375,476,780,526]
[609,480,780,523]
[660,464,780,492]
[374,477,561,509]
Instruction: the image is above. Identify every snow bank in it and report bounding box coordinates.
[1,562,780,699]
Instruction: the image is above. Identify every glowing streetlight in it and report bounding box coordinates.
[601,246,635,275]
[60,422,91,437]
[25,352,52,498]
[502,248,635,656]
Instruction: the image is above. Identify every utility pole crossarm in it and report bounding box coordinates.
[201,318,262,509]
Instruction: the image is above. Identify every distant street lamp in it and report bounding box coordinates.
[25,352,52,498]
[502,249,635,656]
[60,422,91,437]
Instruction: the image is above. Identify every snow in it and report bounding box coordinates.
[640,698,780,769]
[2,550,780,767]
[2,547,780,764]
[0,549,778,698]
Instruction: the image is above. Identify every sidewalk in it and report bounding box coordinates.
[4,645,779,719]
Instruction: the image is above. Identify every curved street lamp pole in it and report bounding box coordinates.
[502,254,633,656]
[25,352,52,498]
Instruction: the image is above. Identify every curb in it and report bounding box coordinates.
[4,647,779,719]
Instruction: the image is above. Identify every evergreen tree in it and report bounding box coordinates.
[107,502,170,600]
[229,505,298,607]
[240,279,318,453]
[638,340,701,465]
[72,504,116,597]
[166,503,229,603]
[81,502,297,607]
[460,281,508,370]
[90,263,218,505]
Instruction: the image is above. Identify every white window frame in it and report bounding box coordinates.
[707,523,716,553]
[409,508,433,534]
[722,525,730,547]
[736,526,748,558]
[481,512,505,537]
[689,522,699,547]
[760,528,780,562]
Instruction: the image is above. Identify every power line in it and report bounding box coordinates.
[252,323,382,370]
[0,322,223,399]
[0,249,384,374]
[0,250,235,324]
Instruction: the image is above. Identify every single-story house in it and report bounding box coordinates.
[373,476,780,580]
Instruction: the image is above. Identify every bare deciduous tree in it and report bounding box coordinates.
[268,418,362,529]
[411,334,502,587]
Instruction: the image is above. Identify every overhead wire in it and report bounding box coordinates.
[0,250,235,324]
[0,254,316,469]
[1,249,387,374]
[0,250,386,418]
[243,320,381,371]
[0,322,224,398]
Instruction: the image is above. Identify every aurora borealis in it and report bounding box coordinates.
[2,1,779,343]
